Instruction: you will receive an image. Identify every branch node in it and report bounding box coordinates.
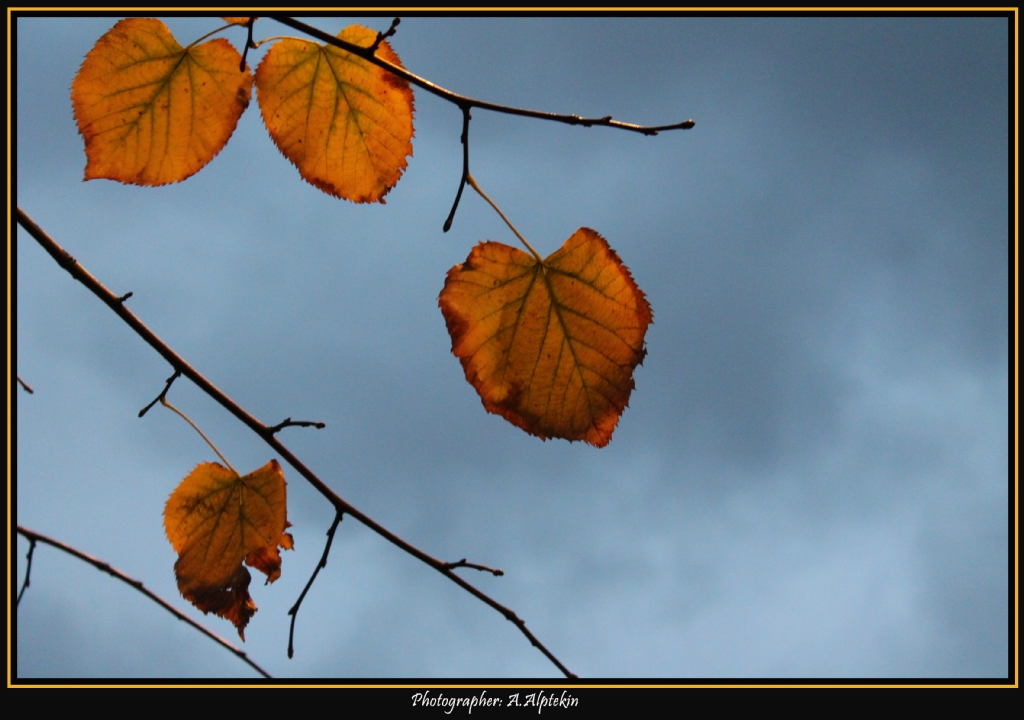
[17,376,34,394]
[138,369,181,418]
[369,17,400,53]
[444,558,504,577]
[117,291,133,303]
[288,512,343,659]
[269,417,327,435]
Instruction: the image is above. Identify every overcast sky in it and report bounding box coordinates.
[14,15,1010,680]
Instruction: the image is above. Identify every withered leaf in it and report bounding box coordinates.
[439,228,652,448]
[72,18,252,186]
[164,460,292,639]
[255,24,415,203]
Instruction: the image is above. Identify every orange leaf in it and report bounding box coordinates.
[72,18,252,186]
[255,25,414,203]
[439,228,652,448]
[164,460,292,640]
[221,17,255,25]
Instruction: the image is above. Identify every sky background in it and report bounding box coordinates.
[14,15,1011,680]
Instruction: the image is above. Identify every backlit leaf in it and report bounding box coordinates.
[255,25,415,203]
[164,460,292,639]
[72,18,252,186]
[439,228,652,448]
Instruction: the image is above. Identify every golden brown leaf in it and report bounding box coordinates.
[221,17,255,25]
[439,228,652,448]
[164,460,292,639]
[72,18,252,186]
[255,25,414,203]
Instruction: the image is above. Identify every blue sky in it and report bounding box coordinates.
[14,15,1010,679]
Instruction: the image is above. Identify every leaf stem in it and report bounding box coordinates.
[466,174,544,264]
[161,397,239,477]
[250,35,303,49]
[186,23,234,50]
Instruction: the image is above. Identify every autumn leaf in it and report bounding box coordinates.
[221,17,255,25]
[439,228,652,448]
[164,460,293,640]
[71,18,252,186]
[255,25,415,203]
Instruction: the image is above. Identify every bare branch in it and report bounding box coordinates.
[443,105,472,233]
[444,558,504,577]
[15,525,271,679]
[17,376,34,394]
[269,16,694,136]
[287,513,343,659]
[17,538,37,605]
[138,369,181,418]
[269,417,326,435]
[17,208,576,678]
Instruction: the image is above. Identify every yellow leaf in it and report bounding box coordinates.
[439,228,652,448]
[255,25,415,203]
[164,460,292,640]
[72,18,252,186]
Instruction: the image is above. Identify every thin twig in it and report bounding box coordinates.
[240,17,257,72]
[17,539,37,605]
[287,513,343,659]
[444,558,504,577]
[138,369,181,417]
[117,291,133,303]
[18,208,576,678]
[269,16,694,137]
[15,525,271,678]
[269,417,326,435]
[443,105,472,232]
[17,376,34,394]
[369,17,400,53]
